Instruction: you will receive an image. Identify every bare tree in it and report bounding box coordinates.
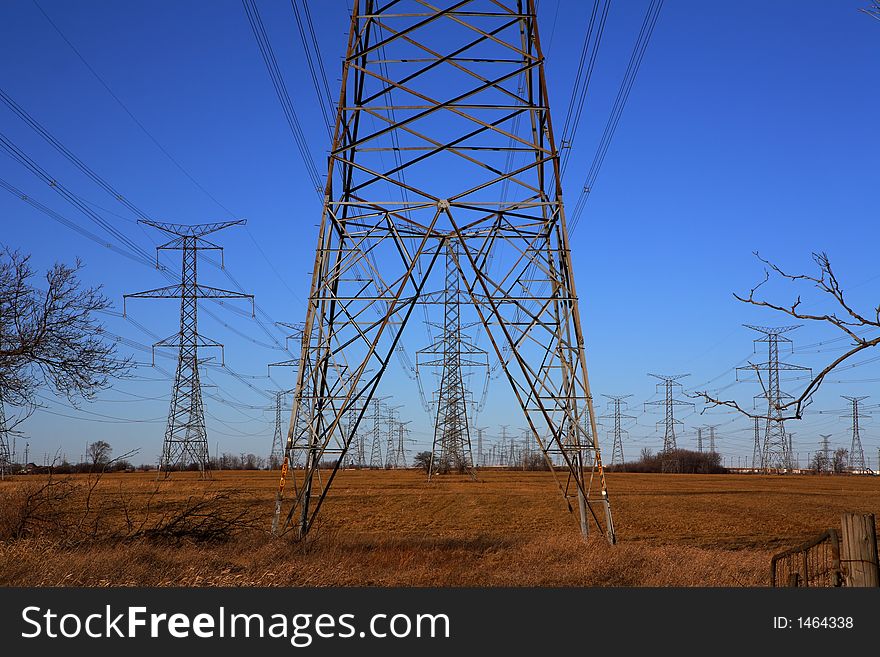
[86,440,112,466]
[413,451,432,473]
[0,248,128,423]
[832,448,850,474]
[696,252,879,421]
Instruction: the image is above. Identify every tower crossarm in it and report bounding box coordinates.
[138,219,246,238]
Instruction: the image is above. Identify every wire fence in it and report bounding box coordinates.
[770,528,843,587]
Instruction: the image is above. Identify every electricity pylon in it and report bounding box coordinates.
[369,400,384,469]
[475,427,487,468]
[125,220,253,477]
[384,404,403,469]
[273,0,615,543]
[752,416,762,471]
[417,241,488,478]
[646,374,692,473]
[0,394,12,479]
[393,420,411,468]
[818,434,832,473]
[705,424,719,454]
[738,325,810,471]
[601,395,633,469]
[269,389,295,469]
[268,357,308,468]
[842,395,869,472]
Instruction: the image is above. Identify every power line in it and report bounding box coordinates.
[30,0,238,216]
[241,0,323,193]
[568,0,665,232]
[290,0,335,136]
[558,0,612,177]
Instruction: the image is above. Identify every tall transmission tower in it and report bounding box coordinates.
[752,416,762,471]
[269,389,295,470]
[818,434,832,473]
[268,357,309,468]
[646,374,692,473]
[696,427,703,453]
[0,394,12,479]
[705,425,719,454]
[369,400,384,469]
[475,427,487,468]
[273,0,615,543]
[393,420,411,468]
[125,220,253,476]
[384,404,403,469]
[417,241,488,478]
[842,396,869,472]
[601,395,633,469]
[738,325,810,471]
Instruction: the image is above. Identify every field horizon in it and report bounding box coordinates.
[1,469,877,587]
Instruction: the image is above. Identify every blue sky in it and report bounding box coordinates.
[1,0,878,468]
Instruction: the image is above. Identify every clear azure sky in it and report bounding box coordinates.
[1,0,878,468]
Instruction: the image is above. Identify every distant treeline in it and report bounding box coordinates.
[608,448,727,474]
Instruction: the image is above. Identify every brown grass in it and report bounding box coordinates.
[1,469,877,587]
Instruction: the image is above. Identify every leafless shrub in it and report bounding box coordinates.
[0,475,76,540]
[126,492,258,545]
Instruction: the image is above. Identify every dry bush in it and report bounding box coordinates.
[0,476,78,541]
[128,491,260,545]
[0,473,257,548]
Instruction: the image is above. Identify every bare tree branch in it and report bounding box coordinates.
[695,252,879,422]
[0,247,130,409]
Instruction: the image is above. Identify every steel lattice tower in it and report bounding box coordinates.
[393,420,411,468]
[752,416,762,471]
[125,220,252,476]
[417,241,487,478]
[268,357,310,469]
[842,395,868,472]
[273,0,615,542]
[269,389,295,470]
[738,325,810,471]
[818,434,832,473]
[475,426,487,467]
[646,374,691,473]
[0,394,11,479]
[384,404,403,468]
[705,424,719,454]
[601,395,633,469]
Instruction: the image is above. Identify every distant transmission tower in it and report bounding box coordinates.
[274,0,615,543]
[125,220,252,476]
[752,416,762,471]
[474,427,488,468]
[268,356,307,468]
[384,404,403,469]
[738,325,810,471]
[369,400,383,469]
[705,425,719,454]
[394,420,411,468]
[0,394,12,479]
[818,434,832,473]
[269,389,295,469]
[646,374,692,473]
[696,427,703,453]
[842,395,869,472]
[417,241,488,478]
[601,395,633,469]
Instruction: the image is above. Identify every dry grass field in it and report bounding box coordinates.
[1,469,878,587]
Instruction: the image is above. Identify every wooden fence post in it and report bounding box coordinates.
[840,513,880,587]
